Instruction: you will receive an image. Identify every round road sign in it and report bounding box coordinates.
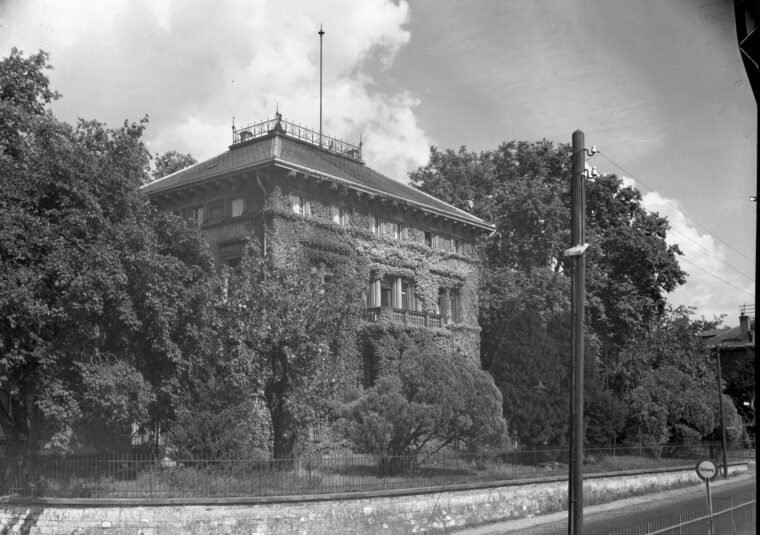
[696,459,717,480]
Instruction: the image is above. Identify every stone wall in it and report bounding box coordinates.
[0,463,747,535]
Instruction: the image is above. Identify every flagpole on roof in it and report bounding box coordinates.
[319,24,325,148]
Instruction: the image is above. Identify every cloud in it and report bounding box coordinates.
[621,178,755,325]
[1,0,429,180]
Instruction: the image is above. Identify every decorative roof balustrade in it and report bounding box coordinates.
[232,113,363,162]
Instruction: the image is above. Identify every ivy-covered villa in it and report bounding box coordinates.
[140,114,493,384]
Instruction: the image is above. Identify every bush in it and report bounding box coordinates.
[340,348,508,471]
[167,397,271,460]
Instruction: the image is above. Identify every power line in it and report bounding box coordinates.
[666,227,755,283]
[677,256,755,298]
[596,151,756,266]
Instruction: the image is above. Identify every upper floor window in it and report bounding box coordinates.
[331,205,348,226]
[208,200,225,222]
[290,194,311,216]
[450,288,463,323]
[425,231,466,253]
[389,222,401,239]
[367,277,418,310]
[182,206,204,225]
[436,287,462,323]
[310,261,330,297]
[191,206,204,224]
[372,217,403,239]
[231,198,244,217]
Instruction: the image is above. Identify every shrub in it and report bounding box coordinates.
[340,348,508,472]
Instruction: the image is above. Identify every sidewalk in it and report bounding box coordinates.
[452,466,756,534]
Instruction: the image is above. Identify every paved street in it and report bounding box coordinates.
[453,468,756,535]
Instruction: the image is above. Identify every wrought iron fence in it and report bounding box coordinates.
[0,444,752,500]
[610,494,756,535]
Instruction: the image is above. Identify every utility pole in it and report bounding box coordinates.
[714,346,729,478]
[318,25,325,148]
[566,130,593,535]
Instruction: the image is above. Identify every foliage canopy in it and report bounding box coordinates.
[0,48,216,452]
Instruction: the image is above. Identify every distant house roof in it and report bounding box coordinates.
[141,117,492,232]
[701,318,755,349]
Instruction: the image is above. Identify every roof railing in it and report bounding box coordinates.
[232,113,363,162]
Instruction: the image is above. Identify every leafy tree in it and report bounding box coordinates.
[715,342,755,437]
[0,48,59,160]
[410,140,687,448]
[613,308,745,445]
[152,150,197,182]
[0,49,217,452]
[341,347,508,467]
[217,248,366,461]
[479,267,569,447]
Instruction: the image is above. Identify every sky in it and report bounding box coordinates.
[1,0,755,326]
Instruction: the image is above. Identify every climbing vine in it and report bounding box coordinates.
[262,185,484,383]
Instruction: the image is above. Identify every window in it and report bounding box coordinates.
[290,194,310,216]
[450,288,462,323]
[389,222,401,239]
[425,231,433,247]
[436,288,446,317]
[453,239,461,254]
[208,200,225,221]
[380,280,392,307]
[371,217,403,239]
[182,206,204,224]
[394,223,405,240]
[400,280,417,310]
[331,205,348,226]
[435,287,462,322]
[191,206,204,224]
[310,261,328,297]
[231,198,244,217]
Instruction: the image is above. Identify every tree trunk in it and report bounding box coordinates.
[0,391,31,453]
[265,347,297,465]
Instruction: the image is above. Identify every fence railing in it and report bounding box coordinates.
[231,115,363,161]
[610,494,756,535]
[0,444,753,500]
[363,306,443,328]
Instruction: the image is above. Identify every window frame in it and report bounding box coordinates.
[332,205,348,226]
[231,197,244,218]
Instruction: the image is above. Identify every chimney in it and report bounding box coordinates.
[739,314,750,342]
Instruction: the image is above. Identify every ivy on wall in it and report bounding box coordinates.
[262,185,484,386]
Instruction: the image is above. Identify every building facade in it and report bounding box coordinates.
[141,115,492,385]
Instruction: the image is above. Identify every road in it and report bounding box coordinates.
[453,472,755,535]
